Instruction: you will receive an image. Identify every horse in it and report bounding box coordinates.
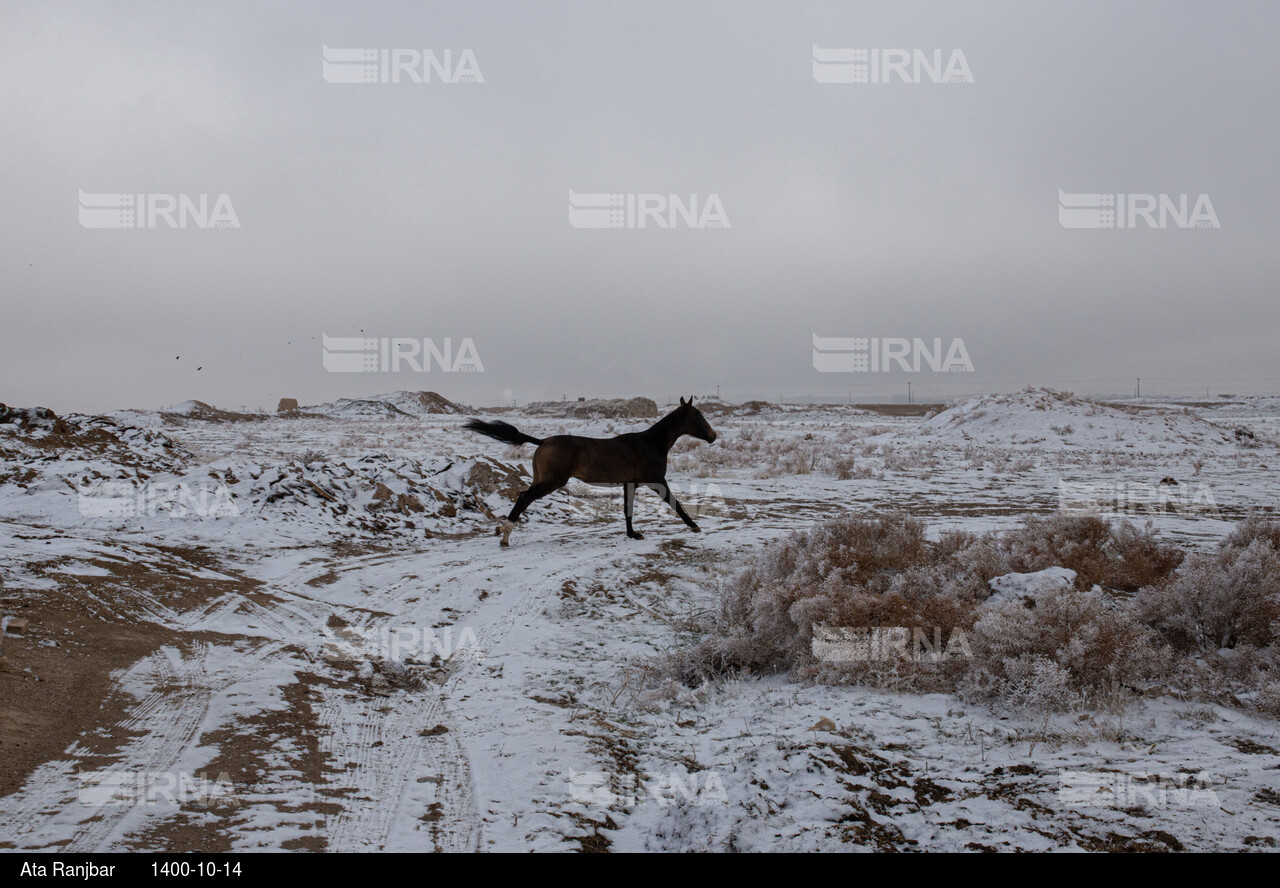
[464,397,718,546]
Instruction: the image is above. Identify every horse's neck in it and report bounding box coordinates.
[645,412,684,451]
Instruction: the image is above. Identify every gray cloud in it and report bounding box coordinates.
[1,1,1277,412]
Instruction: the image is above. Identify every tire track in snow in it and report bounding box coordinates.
[0,641,283,851]
[269,546,483,852]
[292,528,616,852]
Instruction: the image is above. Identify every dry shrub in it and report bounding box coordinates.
[1225,515,1280,552]
[721,513,934,666]
[669,426,872,479]
[663,514,945,683]
[1001,514,1118,589]
[797,564,981,692]
[1164,645,1280,716]
[934,515,1181,593]
[1108,521,1186,591]
[655,513,1277,718]
[995,514,1181,592]
[1137,519,1280,652]
[934,530,1007,584]
[829,454,858,480]
[666,513,1180,686]
[979,655,1075,713]
[1257,680,1280,718]
[963,587,1167,709]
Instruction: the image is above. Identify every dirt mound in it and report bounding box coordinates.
[229,454,526,535]
[696,398,782,416]
[0,401,522,536]
[685,399,874,418]
[301,399,413,420]
[524,397,658,419]
[293,391,466,420]
[682,397,740,415]
[377,391,467,416]
[0,404,67,434]
[913,388,1242,456]
[161,401,259,423]
[0,403,194,484]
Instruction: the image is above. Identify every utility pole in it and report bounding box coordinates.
[907,381,912,404]
[1136,377,1141,398]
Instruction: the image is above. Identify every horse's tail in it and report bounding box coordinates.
[464,419,543,447]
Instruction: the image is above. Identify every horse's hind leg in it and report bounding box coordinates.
[500,480,563,546]
[648,480,701,532]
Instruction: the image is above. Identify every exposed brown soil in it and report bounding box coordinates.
[172,671,344,852]
[0,594,166,799]
[0,541,263,800]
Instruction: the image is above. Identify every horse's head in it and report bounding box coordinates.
[676,396,717,443]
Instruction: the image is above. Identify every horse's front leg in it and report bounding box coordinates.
[623,483,643,540]
[649,480,700,533]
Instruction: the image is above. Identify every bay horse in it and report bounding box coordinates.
[464,397,718,546]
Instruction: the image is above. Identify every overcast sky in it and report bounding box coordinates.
[1,1,1277,413]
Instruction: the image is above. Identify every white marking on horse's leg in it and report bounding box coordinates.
[499,519,514,547]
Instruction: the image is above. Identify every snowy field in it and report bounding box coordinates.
[1,390,1278,852]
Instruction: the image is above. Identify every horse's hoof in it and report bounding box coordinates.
[499,538,509,547]
[627,531,644,540]
[689,523,701,533]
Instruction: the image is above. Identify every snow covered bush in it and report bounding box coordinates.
[657,512,1277,718]
[720,512,935,665]
[661,513,962,684]
[990,514,1182,592]
[1136,517,1280,652]
[978,654,1075,714]
[963,584,1167,708]
[932,515,1181,594]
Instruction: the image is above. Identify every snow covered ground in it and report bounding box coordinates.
[1,391,1278,852]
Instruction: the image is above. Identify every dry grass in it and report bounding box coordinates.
[653,513,1280,719]
[1137,517,1280,652]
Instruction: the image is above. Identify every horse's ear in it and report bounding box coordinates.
[679,396,688,406]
